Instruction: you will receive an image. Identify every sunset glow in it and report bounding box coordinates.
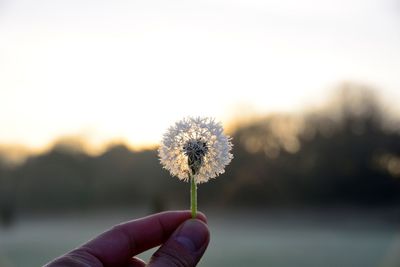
[1,0,400,156]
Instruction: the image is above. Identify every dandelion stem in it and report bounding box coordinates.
[190,173,197,218]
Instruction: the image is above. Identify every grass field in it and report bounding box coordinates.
[1,209,399,267]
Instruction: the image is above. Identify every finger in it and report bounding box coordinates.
[82,211,207,266]
[45,210,206,267]
[124,257,146,267]
[44,248,103,267]
[148,219,210,267]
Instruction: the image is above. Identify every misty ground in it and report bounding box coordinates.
[1,208,399,267]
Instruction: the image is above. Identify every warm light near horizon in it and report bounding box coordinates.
[0,0,400,153]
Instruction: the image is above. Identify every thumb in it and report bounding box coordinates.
[147,219,210,267]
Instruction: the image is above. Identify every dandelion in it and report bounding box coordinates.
[159,117,233,218]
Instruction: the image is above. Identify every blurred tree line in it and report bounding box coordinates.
[1,84,400,225]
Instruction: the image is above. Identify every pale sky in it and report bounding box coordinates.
[1,0,400,151]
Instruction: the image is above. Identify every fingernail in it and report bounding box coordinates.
[174,219,209,252]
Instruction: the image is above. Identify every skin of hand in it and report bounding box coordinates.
[44,210,210,267]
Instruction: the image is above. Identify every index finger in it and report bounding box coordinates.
[78,210,207,266]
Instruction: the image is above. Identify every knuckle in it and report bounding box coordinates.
[110,223,124,233]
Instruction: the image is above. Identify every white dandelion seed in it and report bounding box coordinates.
[159,117,233,217]
[159,117,233,184]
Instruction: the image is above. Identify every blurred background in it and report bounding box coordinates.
[1,0,400,266]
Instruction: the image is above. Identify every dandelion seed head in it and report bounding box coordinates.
[159,117,233,183]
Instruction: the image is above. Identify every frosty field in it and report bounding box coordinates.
[0,209,399,267]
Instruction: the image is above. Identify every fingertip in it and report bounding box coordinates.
[157,210,207,224]
[176,219,210,252]
[148,219,210,267]
[194,211,208,224]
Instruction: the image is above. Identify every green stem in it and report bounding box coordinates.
[190,173,197,218]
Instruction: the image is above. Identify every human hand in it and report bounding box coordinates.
[44,210,210,267]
